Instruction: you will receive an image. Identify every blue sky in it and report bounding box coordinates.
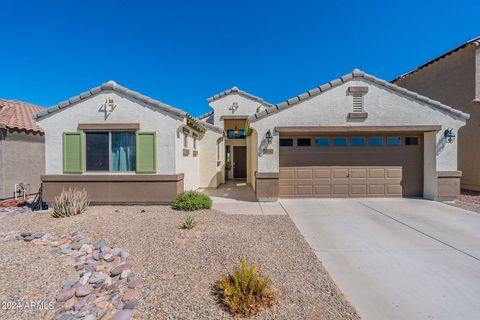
[1,0,478,116]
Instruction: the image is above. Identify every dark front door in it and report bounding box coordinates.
[233,146,247,179]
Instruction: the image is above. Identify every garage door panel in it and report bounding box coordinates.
[296,169,313,180]
[314,185,331,196]
[297,185,313,196]
[368,184,386,195]
[387,168,402,179]
[333,168,349,179]
[368,168,386,179]
[314,168,331,179]
[333,184,349,196]
[279,185,295,197]
[279,169,295,180]
[350,168,367,179]
[387,185,402,196]
[351,184,367,195]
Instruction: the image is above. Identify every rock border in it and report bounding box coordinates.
[0,228,140,320]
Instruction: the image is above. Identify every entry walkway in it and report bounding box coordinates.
[199,180,286,215]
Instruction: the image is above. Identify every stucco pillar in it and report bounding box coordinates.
[423,131,438,200]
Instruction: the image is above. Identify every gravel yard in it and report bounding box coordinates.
[0,206,359,320]
[451,189,480,213]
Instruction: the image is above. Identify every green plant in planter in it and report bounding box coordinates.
[182,215,197,229]
[172,191,212,211]
[52,188,90,218]
[217,259,276,317]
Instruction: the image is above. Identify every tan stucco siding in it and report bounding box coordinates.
[395,45,480,190]
[1,131,44,199]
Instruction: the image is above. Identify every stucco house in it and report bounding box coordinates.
[36,69,468,204]
[0,99,45,200]
[392,36,480,191]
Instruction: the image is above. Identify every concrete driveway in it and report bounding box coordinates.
[281,198,480,320]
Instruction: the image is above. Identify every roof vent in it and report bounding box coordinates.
[348,86,368,120]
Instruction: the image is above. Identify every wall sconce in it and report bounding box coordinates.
[233,126,239,137]
[444,128,456,143]
[265,129,273,144]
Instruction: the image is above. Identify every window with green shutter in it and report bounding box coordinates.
[136,132,156,173]
[63,132,83,173]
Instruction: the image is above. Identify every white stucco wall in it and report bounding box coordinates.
[198,130,225,188]
[250,78,467,176]
[209,94,265,127]
[37,91,184,175]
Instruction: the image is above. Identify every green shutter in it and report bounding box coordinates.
[63,132,83,173]
[136,132,156,173]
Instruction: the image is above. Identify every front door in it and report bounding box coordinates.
[233,146,247,179]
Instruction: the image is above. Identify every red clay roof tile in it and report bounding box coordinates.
[0,99,44,133]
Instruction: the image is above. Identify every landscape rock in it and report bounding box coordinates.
[75,286,91,297]
[123,300,138,310]
[121,289,138,302]
[63,275,80,288]
[57,288,76,302]
[94,240,106,250]
[112,309,133,320]
[110,263,131,276]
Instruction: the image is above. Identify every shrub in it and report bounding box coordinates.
[217,259,276,317]
[172,191,212,211]
[182,215,197,229]
[52,188,90,218]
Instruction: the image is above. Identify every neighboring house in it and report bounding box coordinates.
[392,37,480,191]
[35,81,224,204]
[0,99,44,200]
[203,69,468,201]
[36,69,468,204]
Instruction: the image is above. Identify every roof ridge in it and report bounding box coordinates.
[207,86,274,108]
[249,69,469,122]
[34,80,188,120]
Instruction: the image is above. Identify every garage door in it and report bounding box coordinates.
[279,135,423,198]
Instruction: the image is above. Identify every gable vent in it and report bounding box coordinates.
[352,93,364,113]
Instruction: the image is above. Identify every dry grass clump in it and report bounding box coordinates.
[217,258,276,317]
[52,188,90,218]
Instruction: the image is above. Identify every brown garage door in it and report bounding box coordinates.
[279,135,423,198]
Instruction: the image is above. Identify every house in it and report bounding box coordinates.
[35,81,225,204]
[203,69,468,201]
[36,69,468,204]
[0,99,44,200]
[393,37,480,191]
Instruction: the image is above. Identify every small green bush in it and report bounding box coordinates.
[52,188,90,218]
[172,191,212,211]
[182,215,197,229]
[217,259,276,317]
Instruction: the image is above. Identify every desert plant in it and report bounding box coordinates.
[172,191,212,211]
[52,188,90,218]
[217,258,276,317]
[182,215,197,229]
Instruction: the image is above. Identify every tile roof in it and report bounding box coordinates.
[249,69,470,122]
[392,36,480,83]
[33,81,220,134]
[0,99,44,133]
[207,86,275,108]
[34,81,188,121]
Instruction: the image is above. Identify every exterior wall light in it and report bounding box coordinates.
[233,126,239,137]
[444,128,456,143]
[265,129,273,144]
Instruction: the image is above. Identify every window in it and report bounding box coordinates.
[280,138,293,147]
[315,137,330,147]
[297,138,311,147]
[183,133,188,148]
[351,137,366,146]
[333,137,348,146]
[405,137,419,145]
[86,131,136,172]
[368,136,384,146]
[227,129,246,139]
[387,136,401,145]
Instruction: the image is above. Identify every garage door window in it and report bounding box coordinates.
[315,137,330,147]
[280,138,293,147]
[405,137,419,145]
[351,137,366,146]
[333,137,348,146]
[387,136,402,145]
[297,138,311,146]
[368,137,384,146]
